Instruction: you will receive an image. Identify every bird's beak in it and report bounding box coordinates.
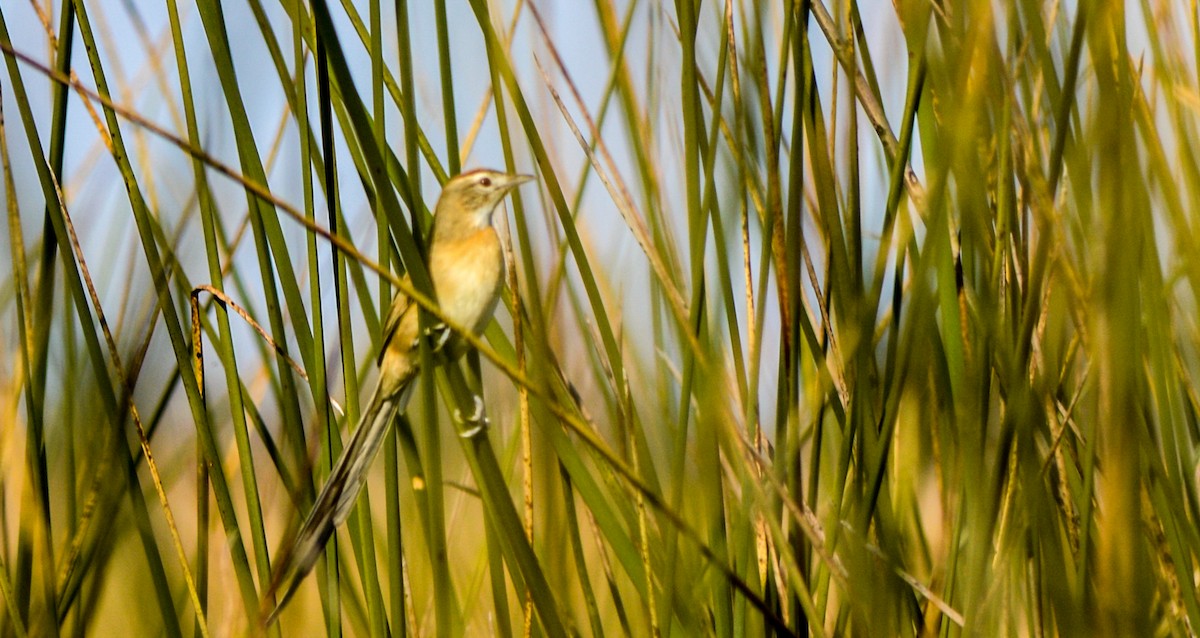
[503,173,535,189]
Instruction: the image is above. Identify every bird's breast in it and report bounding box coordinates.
[428,228,504,334]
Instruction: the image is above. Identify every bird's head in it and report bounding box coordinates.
[433,169,534,237]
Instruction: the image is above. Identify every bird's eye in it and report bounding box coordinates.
[479,177,492,187]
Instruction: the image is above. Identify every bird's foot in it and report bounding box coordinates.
[454,395,489,438]
[411,322,452,353]
[427,322,452,352]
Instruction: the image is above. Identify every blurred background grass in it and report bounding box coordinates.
[2,0,1199,635]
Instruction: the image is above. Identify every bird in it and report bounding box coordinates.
[261,168,534,626]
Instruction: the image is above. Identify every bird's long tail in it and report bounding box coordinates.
[261,376,413,626]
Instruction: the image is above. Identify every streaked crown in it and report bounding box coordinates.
[437,169,534,225]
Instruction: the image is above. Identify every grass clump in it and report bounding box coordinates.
[0,0,1198,635]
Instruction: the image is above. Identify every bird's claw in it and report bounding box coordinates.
[454,395,489,438]
[411,322,452,353]
[427,322,452,352]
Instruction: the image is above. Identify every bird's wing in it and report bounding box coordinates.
[377,277,413,366]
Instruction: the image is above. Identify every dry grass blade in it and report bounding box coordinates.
[4,1,1200,634]
[41,133,208,637]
